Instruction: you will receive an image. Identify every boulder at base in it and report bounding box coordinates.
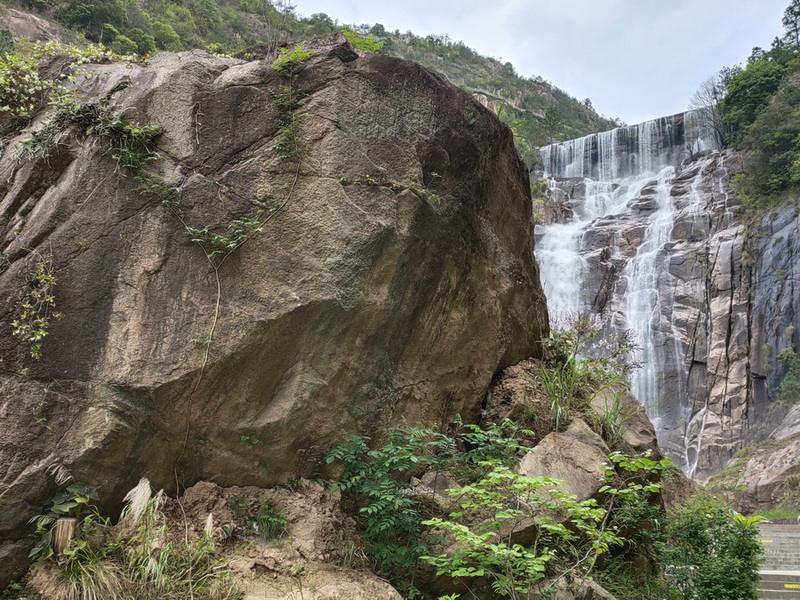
[0,33,547,584]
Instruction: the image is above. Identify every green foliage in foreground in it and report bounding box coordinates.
[327,421,674,598]
[422,454,666,600]
[327,418,764,600]
[659,493,765,600]
[326,420,529,575]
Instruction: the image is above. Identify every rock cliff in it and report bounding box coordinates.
[0,34,547,584]
[539,114,800,490]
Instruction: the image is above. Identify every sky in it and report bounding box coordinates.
[291,0,789,125]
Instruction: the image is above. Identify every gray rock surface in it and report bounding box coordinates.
[541,152,750,478]
[0,34,547,585]
[518,419,610,502]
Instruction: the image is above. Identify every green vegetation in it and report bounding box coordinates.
[28,478,239,599]
[225,494,289,543]
[775,341,800,408]
[322,319,765,599]
[326,417,764,600]
[659,493,765,600]
[326,421,666,597]
[11,251,63,359]
[5,0,617,162]
[0,52,50,118]
[343,28,384,53]
[694,0,800,207]
[251,498,289,542]
[422,453,667,600]
[539,313,639,437]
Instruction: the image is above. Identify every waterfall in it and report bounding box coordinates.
[535,109,721,474]
[623,167,676,436]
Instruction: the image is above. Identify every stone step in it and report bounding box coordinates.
[758,592,800,600]
[760,580,800,590]
[760,570,800,598]
[760,525,800,576]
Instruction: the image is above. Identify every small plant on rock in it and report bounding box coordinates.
[12,251,63,360]
[252,499,289,542]
[271,45,316,75]
[539,313,639,432]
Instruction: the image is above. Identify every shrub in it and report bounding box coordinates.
[11,252,63,360]
[659,493,764,600]
[0,52,50,118]
[29,478,240,600]
[539,313,638,433]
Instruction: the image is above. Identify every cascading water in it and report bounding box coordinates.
[536,110,723,475]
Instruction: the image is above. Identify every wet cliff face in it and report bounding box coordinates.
[537,115,758,480]
[750,205,800,411]
[539,114,800,506]
[0,34,548,584]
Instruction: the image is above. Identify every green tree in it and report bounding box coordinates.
[152,22,182,51]
[59,0,127,41]
[660,493,764,600]
[127,27,156,55]
[306,12,336,35]
[193,0,223,34]
[732,75,800,197]
[722,60,786,133]
[0,29,14,57]
[784,0,800,47]
[110,33,137,55]
[543,105,564,144]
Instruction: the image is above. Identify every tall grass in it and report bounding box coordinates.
[28,478,240,600]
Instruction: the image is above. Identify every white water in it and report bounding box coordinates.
[623,167,676,435]
[535,110,720,473]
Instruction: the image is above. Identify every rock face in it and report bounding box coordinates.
[538,143,747,479]
[0,8,66,43]
[0,34,547,584]
[749,204,800,421]
[518,419,610,501]
[539,114,800,486]
[733,435,800,513]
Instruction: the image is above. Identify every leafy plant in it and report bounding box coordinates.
[422,452,668,600]
[185,216,264,266]
[12,251,63,360]
[0,52,50,117]
[21,93,162,169]
[658,493,764,600]
[251,499,288,542]
[590,388,639,446]
[342,29,384,53]
[271,44,316,75]
[326,427,455,573]
[325,420,535,566]
[539,313,639,433]
[422,466,612,599]
[29,482,106,562]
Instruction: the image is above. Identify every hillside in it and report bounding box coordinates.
[0,0,618,161]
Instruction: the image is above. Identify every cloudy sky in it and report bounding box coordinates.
[292,0,788,125]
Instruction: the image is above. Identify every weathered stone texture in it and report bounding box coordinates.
[0,34,547,585]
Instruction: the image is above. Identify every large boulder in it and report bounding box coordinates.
[0,34,547,584]
[518,419,610,502]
